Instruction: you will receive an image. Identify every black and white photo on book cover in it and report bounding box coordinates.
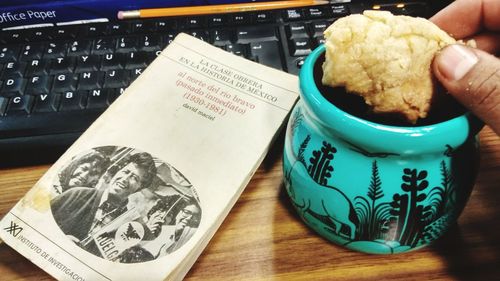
[50,146,202,263]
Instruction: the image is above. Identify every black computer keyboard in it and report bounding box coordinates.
[0,1,450,166]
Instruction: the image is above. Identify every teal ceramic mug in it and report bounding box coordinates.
[283,44,482,254]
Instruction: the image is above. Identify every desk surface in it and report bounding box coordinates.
[0,127,499,281]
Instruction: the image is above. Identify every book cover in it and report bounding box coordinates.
[0,33,298,280]
[0,0,272,28]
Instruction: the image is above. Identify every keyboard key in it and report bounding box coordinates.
[283,9,305,21]
[3,61,27,78]
[26,59,50,76]
[106,23,129,35]
[116,36,138,53]
[75,55,101,73]
[254,12,275,23]
[305,6,329,19]
[101,53,126,70]
[208,15,227,27]
[45,42,67,58]
[130,21,148,34]
[6,95,34,115]
[3,30,28,44]
[50,57,76,74]
[32,93,59,113]
[211,29,233,46]
[313,36,326,47]
[59,91,86,111]
[311,21,329,38]
[108,87,127,103]
[286,23,309,39]
[139,35,161,52]
[104,70,130,88]
[131,68,145,81]
[78,71,104,90]
[86,88,110,109]
[188,31,209,42]
[26,75,52,95]
[331,5,349,17]
[78,24,106,37]
[49,27,77,40]
[93,38,115,55]
[236,26,278,44]
[125,52,152,69]
[19,43,45,61]
[249,41,282,70]
[147,50,162,58]
[160,33,176,48]
[185,17,205,29]
[231,14,250,25]
[52,73,78,92]
[27,28,52,42]
[67,40,93,56]
[289,38,312,56]
[155,20,176,33]
[1,77,27,97]
[0,46,20,63]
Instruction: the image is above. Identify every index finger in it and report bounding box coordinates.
[430,0,500,39]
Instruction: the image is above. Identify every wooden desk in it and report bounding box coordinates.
[1,127,498,281]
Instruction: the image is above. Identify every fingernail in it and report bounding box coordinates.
[437,45,478,81]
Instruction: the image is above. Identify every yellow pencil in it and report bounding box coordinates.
[118,0,329,19]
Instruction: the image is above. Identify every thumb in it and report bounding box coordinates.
[433,44,500,135]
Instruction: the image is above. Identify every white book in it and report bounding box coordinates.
[0,33,298,281]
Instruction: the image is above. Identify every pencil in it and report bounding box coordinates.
[118,0,329,19]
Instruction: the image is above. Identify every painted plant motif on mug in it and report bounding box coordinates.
[283,109,477,254]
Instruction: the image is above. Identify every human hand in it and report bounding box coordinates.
[431,0,500,135]
[145,212,166,236]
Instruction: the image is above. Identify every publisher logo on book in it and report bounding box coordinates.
[4,221,23,237]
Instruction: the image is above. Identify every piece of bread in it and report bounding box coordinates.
[321,10,456,124]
